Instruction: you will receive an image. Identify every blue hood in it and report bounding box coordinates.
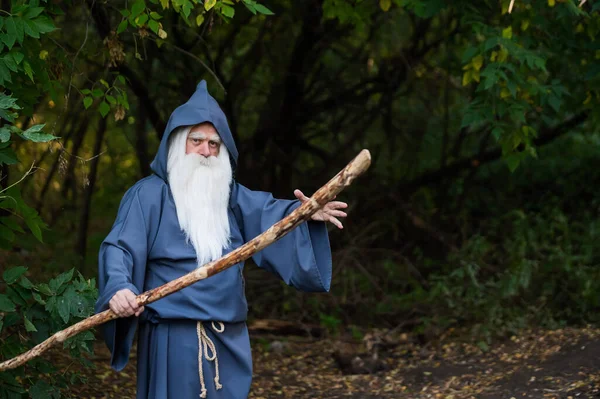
[150,80,239,180]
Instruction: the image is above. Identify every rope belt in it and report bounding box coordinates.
[196,321,225,398]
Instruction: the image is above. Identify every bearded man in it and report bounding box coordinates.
[95,80,347,399]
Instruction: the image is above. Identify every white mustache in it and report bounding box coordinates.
[186,153,217,167]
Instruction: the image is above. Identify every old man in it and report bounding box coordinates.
[95,80,347,398]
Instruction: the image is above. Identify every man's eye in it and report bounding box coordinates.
[209,141,218,147]
[192,139,201,144]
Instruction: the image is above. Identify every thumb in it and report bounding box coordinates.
[294,189,309,202]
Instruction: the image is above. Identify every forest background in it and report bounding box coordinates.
[0,0,599,396]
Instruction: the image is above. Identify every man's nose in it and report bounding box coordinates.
[196,142,211,157]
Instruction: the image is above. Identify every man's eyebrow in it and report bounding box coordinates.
[188,131,221,142]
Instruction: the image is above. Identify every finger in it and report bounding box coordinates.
[123,291,140,311]
[111,301,124,317]
[327,210,347,218]
[293,189,310,202]
[119,298,136,316]
[327,201,348,209]
[126,293,140,310]
[328,216,343,229]
[135,306,145,317]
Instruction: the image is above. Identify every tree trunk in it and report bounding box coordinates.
[35,115,82,212]
[49,123,88,225]
[76,117,107,263]
[134,106,151,177]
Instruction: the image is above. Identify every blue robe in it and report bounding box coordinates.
[95,80,332,399]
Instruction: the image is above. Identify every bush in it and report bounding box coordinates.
[0,267,97,398]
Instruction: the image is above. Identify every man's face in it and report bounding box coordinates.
[186,123,221,157]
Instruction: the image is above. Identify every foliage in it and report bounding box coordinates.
[0,0,599,384]
[0,0,270,396]
[0,267,98,398]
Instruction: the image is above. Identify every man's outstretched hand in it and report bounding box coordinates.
[294,189,348,229]
[109,288,144,317]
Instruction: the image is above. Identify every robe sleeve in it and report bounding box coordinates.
[94,185,152,371]
[232,182,332,292]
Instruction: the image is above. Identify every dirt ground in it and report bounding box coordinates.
[64,327,600,399]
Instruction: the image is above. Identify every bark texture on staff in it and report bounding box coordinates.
[0,149,371,372]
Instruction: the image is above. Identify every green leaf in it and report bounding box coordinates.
[119,93,130,110]
[63,285,82,317]
[99,101,110,117]
[254,3,274,15]
[22,205,44,242]
[117,19,128,34]
[117,75,126,85]
[32,292,45,305]
[148,19,159,34]
[3,54,18,72]
[0,217,24,233]
[22,124,57,142]
[461,46,478,63]
[49,269,75,294]
[136,13,149,26]
[14,18,25,44]
[179,3,190,18]
[24,315,37,332]
[0,294,16,312]
[548,94,561,112]
[57,295,70,323]
[0,33,15,50]
[3,266,28,284]
[380,0,392,12]
[505,153,521,172]
[0,126,10,142]
[29,381,54,399]
[4,17,17,49]
[150,11,163,19]
[221,4,235,18]
[120,9,131,17]
[23,60,34,81]
[83,96,93,109]
[18,31,36,47]
[244,2,257,14]
[0,93,20,109]
[36,283,53,296]
[24,7,45,19]
[32,16,56,34]
[491,127,503,141]
[205,0,216,10]
[0,62,12,85]
[19,276,33,289]
[0,224,15,242]
[92,89,104,98]
[0,146,18,165]
[106,95,117,105]
[131,0,146,16]
[7,285,28,306]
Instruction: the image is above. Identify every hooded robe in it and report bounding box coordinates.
[95,80,332,399]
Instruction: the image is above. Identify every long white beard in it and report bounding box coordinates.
[167,127,232,267]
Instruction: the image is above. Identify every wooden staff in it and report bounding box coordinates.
[0,149,371,371]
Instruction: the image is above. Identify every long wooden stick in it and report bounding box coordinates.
[0,149,371,371]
